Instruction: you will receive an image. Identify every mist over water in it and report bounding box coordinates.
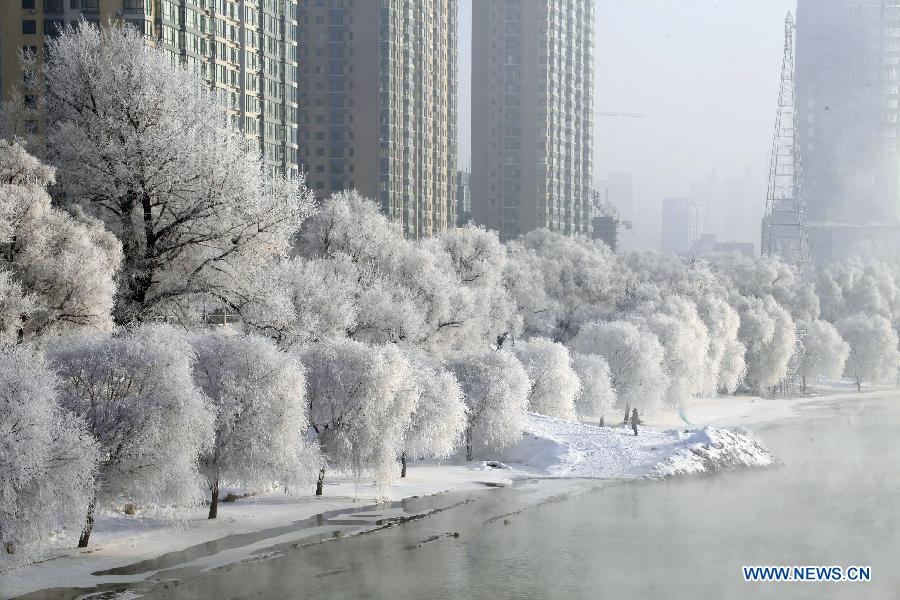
[125,395,900,600]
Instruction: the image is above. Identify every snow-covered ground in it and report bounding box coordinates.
[641,382,891,429]
[502,413,774,479]
[1,465,516,598]
[7,388,876,599]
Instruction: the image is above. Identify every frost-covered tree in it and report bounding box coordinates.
[816,259,899,323]
[292,191,477,353]
[300,339,418,499]
[631,297,710,409]
[41,23,312,323]
[710,254,819,322]
[0,140,121,342]
[837,313,900,391]
[618,252,726,310]
[296,189,403,265]
[697,295,746,394]
[736,295,797,393]
[246,257,357,349]
[430,225,520,350]
[571,352,616,421]
[447,350,530,461]
[503,242,557,340]
[815,265,849,323]
[519,229,621,341]
[569,320,668,418]
[50,325,214,547]
[401,356,467,477]
[190,330,315,518]
[795,320,850,393]
[0,346,97,568]
[511,337,579,421]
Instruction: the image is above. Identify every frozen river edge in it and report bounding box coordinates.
[9,388,878,599]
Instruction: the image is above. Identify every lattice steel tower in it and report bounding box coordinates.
[763,12,809,270]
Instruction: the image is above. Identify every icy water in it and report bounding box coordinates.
[21,395,900,599]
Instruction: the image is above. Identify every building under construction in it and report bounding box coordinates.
[795,0,900,263]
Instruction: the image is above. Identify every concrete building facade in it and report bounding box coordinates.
[662,198,703,256]
[1,0,299,179]
[471,0,594,241]
[296,0,458,238]
[456,169,471,226]
[797,0,900,261]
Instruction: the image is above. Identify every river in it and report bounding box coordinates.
[19,394,900,599]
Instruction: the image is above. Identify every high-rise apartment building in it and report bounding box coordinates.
[661,198,703,256]
[456,169,471,226]
[471,0,594,241]
[796,0,900,261]
[296,0,458,239]
[0,0,298,179]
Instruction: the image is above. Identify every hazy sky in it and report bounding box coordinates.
[458,0,796,250]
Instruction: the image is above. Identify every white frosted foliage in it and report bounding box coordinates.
[0,346,98,568]
[511,337,579,421]
[570,320,669,414]
[404,355,468,460]
[446,350,530,459]
[796,319,850,389]
[737,295,797,392]
[50,326,214,519]
[0,140,121,342]
[190,329,316,507]
[571,352,617,419]
[837,312,900,388]
[631,297,710,409]
[41,23,312,323]
[300,339,418,498]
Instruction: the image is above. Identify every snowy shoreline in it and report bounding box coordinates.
[2,389,878,599]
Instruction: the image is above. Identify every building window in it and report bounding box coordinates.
[22,20,37,35]
[22,0,36,8]
[43,0,64,13]
[44,19,65,35]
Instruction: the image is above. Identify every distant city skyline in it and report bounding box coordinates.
[460,0,794,249]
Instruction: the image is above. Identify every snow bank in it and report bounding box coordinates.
[4,414,775,599]
[648,426,775,477]
[499,413,774,479]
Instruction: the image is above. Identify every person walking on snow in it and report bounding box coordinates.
[631,408,640,436]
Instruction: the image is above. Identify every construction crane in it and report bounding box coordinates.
[762,11,810,272]
[596,111,647,119]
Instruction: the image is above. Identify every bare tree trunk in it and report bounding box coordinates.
[599,415,604,428]
[801,376,807,394]
[16,313,26,344]
[315,467,325,496]
[856,375,862,393]
[77,497,95,548]
[465,427,473,462]
[208,479,219,519]
[623,403,631,424]
[400,452,407,478]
